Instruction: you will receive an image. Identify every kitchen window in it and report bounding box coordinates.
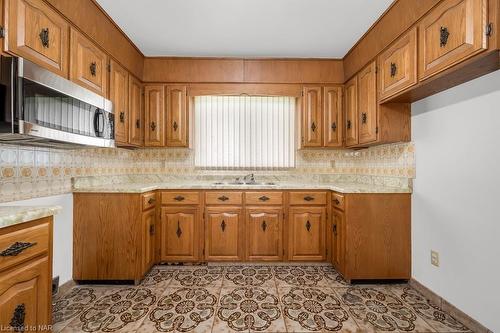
[194,95,296,169]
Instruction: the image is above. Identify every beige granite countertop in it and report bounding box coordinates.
[72,181,412,194]
[0,206,61,229]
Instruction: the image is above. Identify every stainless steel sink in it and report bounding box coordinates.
[212,181,276,186]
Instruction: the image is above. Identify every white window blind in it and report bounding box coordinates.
[194,95,296,169]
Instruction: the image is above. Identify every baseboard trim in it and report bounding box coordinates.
[409,278,492,333]
[54,279,76,298]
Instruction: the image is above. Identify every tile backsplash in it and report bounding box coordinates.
[0,142,415,203]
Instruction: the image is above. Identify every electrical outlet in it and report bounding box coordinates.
[431,250,439,267]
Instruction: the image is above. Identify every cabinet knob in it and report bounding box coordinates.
[361,113,367,124]
[305,220,311,232]
[9,304,26,332]
[173,121,178,131]
[136,119,140,129]
[390,62,397,77]
[221,220,226,232]
[0,242,36,256]
[218,195,229,201]
[39,28,49,48]
[176,221,182,238]
[147,197,155,205]
[119,112,125,123]
[303,196,314,201]
[149,224,155,236]
[90,62,97,76]
[333,198,340,205]
[150,122,156,131]
[259,196,270,202]
[347,120,352,130]
[174,195,185,201]
[440,26,450,47]
[332,224,337,236]
[331,122,337,132]
[261,220,267,232]
[311,122,317,132]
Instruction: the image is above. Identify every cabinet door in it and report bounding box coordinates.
[289,207,326,261]
[7,0,69,77]
[166,85,188,147]
[142,209,155,273]
[331,210,345,273]
[128,75,143,146]
[109,60,129,145]
[379,28,417,100]
[323,86,343,147]
[160,207,199,262]
[144,85,165,147]
[69,28,108,97]
[358,61,378,145]
[246,208,283,261]
[418,0,487,80]
[0,257,50,332]
[302,87,322,147]
[205,207,243,261]
[344,76,358,147]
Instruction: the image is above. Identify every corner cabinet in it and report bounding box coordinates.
[144,85,165,147]
[166,85,189,147]
[357,61,378,145]
[128,75,144,146]
[109,59,129,145]
[7,0,69,77]
[344,76,358,147]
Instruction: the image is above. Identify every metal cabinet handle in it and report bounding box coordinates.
[221,220,226,232]
[173,121,178,131]
[311,122,317,132]
[361,113,367,124]
[306,220,311,232]
[347,120,352,130]
[440,27,449,47]
[10,304,26,332]
[332,223,337,236]
[304,196,314,201]
[390,62,397,77]
[119,112,125,123]
[90,62,97,76]
[149,224,155,236]
[150,122,156,131]
[39,28,49,48]
[261,220,267,232]
[218,195,229,201]
[331,122,337,131]
[147,197,155,204]
[259,196,270,202]
[136,119,140,129]
[333,198,340,205]
[176,221,182,238]
[174,196,185,201]
[0,242,36,256]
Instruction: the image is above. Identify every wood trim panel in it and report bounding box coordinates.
[188,83,303,97]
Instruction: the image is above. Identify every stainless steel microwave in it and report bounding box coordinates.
[0,56,115,148]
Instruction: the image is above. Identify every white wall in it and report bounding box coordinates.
[0,194,73,285]
[412,70,500,331]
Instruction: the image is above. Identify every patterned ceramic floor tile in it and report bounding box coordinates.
[320,266,350,288]
[335,287,437,332]
[273,266,329,288]
[214,287,285,332]
[139,267,175,289]
[169,266,225,288]
[223,266,276,288]
[390,286,471,332]
[278,286,359,332]
[61,287,158,333]
[136,287,220,333]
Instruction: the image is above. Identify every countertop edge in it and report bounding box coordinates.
[0,206,62,230]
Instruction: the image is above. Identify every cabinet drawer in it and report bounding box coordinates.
[418,0,487,80]
[289,192,327,205]
[245,192,283,205]
[161,192,200,205]
[0,221,50,272]
[332,193,345,211]
[142,192,157,210]
[206,192,243,205]
[379,27,417,100]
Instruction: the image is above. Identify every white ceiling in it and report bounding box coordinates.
[96,0,394,58]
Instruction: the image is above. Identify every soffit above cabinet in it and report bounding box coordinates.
[94,0,393,58]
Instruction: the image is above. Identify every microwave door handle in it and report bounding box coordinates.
[93,109,104,137]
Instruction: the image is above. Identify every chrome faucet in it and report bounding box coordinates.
[235,173,255,184]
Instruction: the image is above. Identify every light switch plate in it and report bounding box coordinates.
[431,250,439,267]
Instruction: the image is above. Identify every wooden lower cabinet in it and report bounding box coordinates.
[246,207,283,261]
[0,217,53,332]
[331,209,345,272]
[288,207,326,261]
[205,207,243,261]
[142,208,156,272]
[160,207,200,261]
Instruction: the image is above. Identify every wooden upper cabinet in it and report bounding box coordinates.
[418,0,488,80]
[160,207,200,262]
[7,0,69,77]
[70,28,108,96]
[144,85,165,147]
[344,76,358,147]
[166,85,188,147]
[323,86,343,147]
[357,61,378,145]
[109,60,129,145]
[379,28,418,101]
[288,207,326,261]
[205,207,243,261]
[246,208,283,261]
[302,87,322,147]
[128,75,143,146]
